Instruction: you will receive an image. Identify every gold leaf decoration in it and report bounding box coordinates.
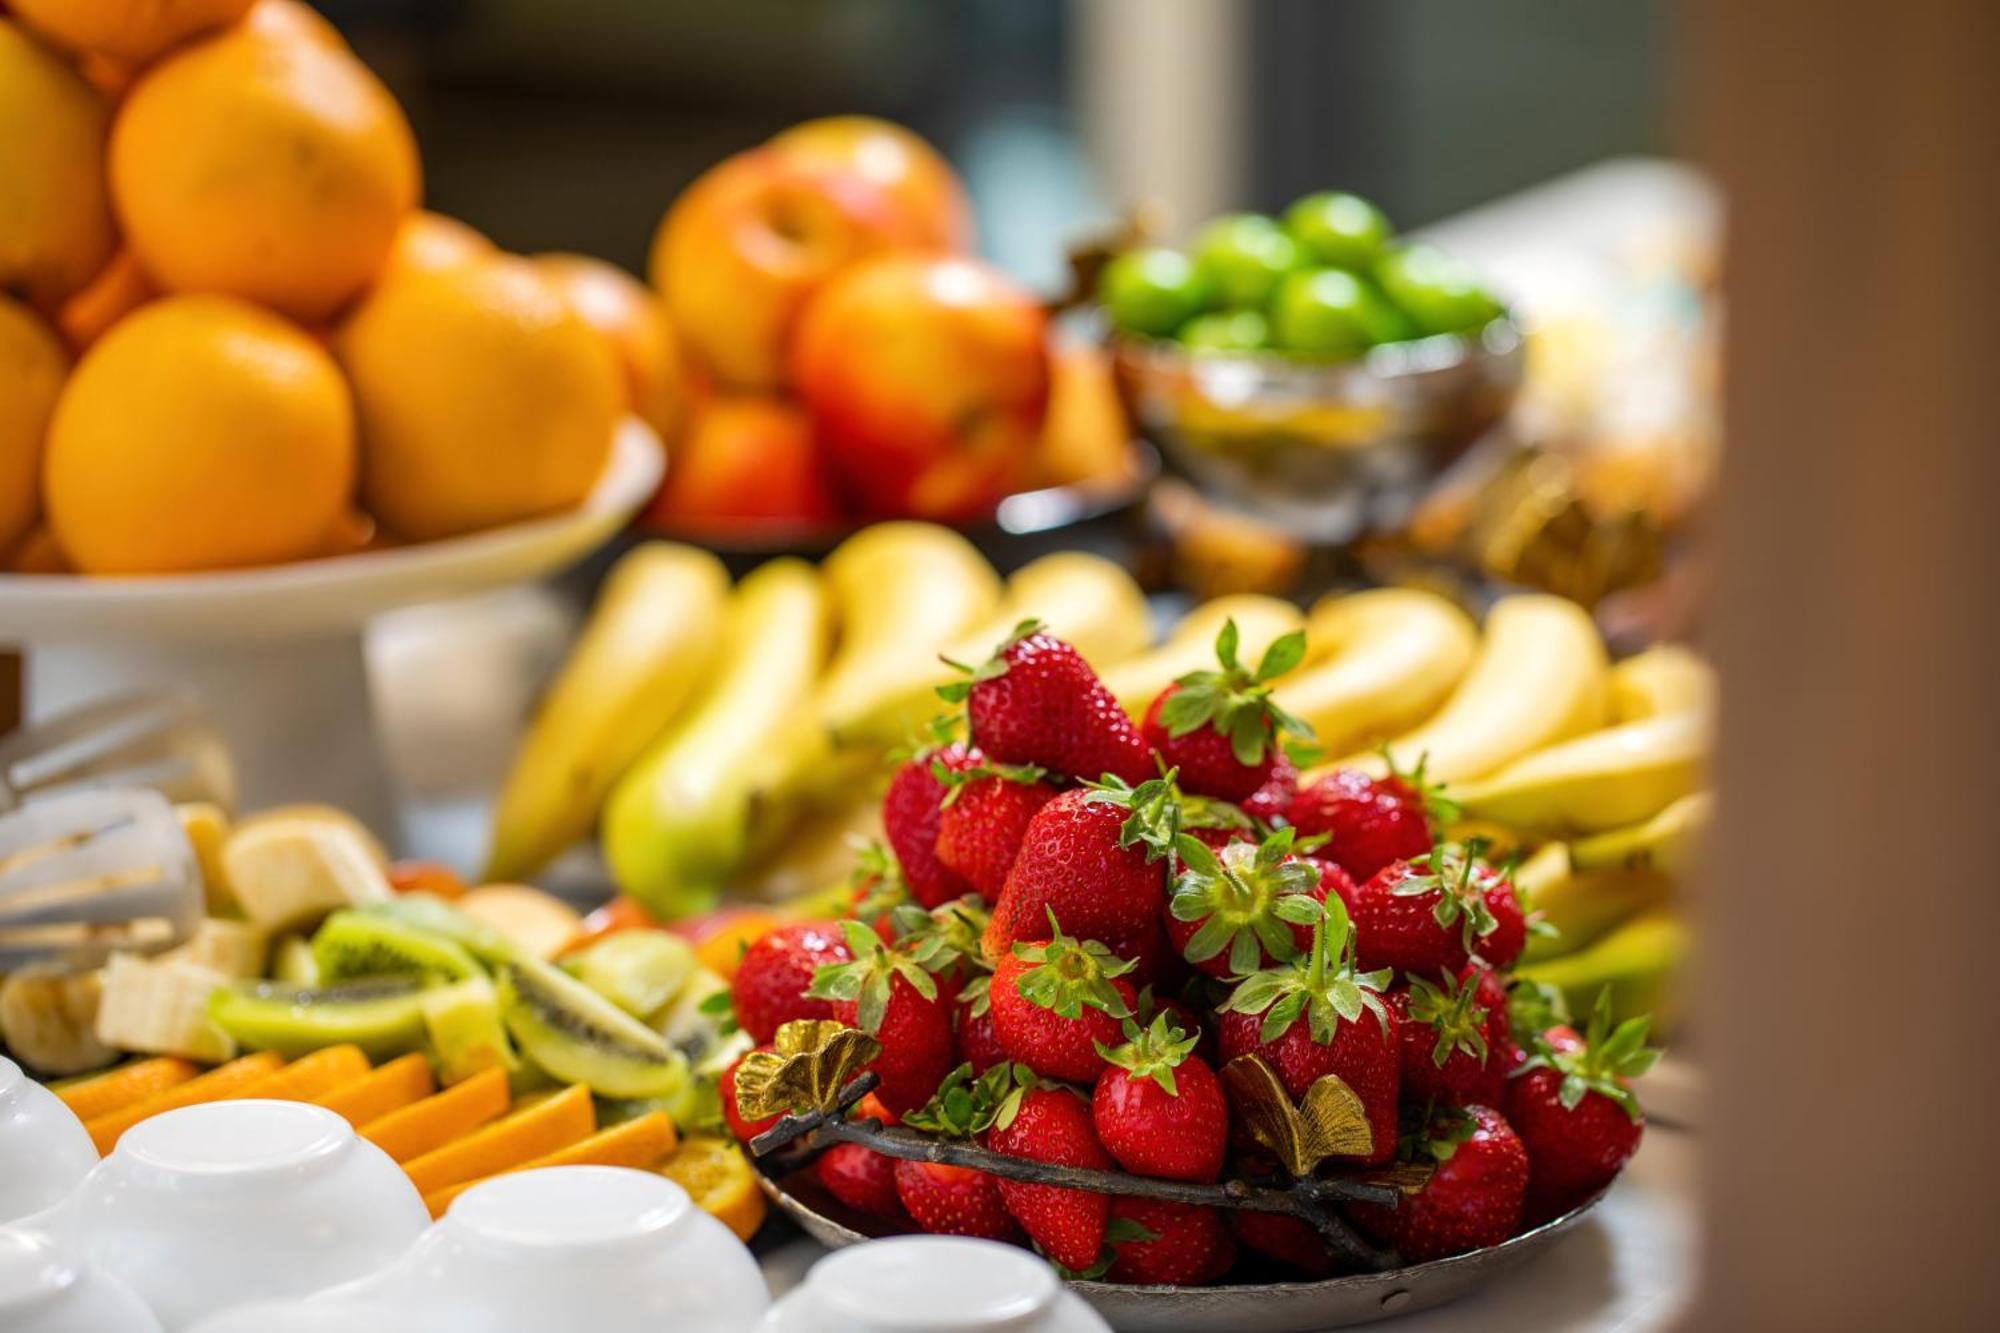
[1362,1161,1438,1197]
[733,1020,883,1124]
[1221,1053,1374,1177]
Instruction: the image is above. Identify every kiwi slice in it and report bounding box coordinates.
[420,976,520,1085]
[496,959,689,1100]
[358,894,522,966]
[208,979,427,1060]
[312,910,481,984]
[562,931,697,1022]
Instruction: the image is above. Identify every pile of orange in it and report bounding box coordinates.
[0,0,679,575]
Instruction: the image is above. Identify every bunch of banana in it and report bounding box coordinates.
[1104,594,1304,714]
[1273,588,1480,758]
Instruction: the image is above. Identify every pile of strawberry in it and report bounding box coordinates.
[721,622,1656,1282]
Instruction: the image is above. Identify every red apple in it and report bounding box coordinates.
[646,395,841,531]
[648,148,917,391]
[769,115,974,254]
[791,255,1049,522]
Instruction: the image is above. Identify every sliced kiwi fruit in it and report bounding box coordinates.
[270,934,321,987]
[312,910,481,985]
[496,959,689,1100]
[562,931,697,1022]
[358,894,521,967]
[420,976,521,1085]
[208,978,428,1060]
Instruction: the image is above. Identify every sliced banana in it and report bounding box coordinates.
[161,918,271,980]
[96,953,236,1063]
[221,817,392,932]
[0,969,116,1075]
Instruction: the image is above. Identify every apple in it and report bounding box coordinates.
[792,254,1048,522]
[1179,309,1269,353]
[1376,244,1503,335]
[1282,192,1392,271]
[769,115,974,253]
[649,147,917,391]
[1099,247,1209,337]
[1270,268,1406,358]
[535,252,688,446]
[645,395,840,530]
[1192,213,1299,308]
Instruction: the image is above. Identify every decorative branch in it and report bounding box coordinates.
[749,1071,1401,1272]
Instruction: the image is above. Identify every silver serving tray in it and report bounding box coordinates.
[757,1170,1605,1332]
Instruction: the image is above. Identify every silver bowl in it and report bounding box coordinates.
[757,1169,1605,1332]
[1111,319,1526,544]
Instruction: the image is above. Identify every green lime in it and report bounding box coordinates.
[1282,191,1393,271]
[1178,309,1269,354]
[1098,248,1210,337]
[1192,214,1299,309]
[1270,268,1404,359]
[1375,244,1503,336]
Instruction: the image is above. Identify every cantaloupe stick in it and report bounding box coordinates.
[85,1051,287,1154]
[242,1044,370,1102]
[57,1058,199,1121]
[421,1111,679,1217]
[315,1053,434,1126]
[360,1067,510,1164]
[403,1083,594,1197]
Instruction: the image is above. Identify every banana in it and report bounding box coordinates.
[1103,595,1305,716]
[162,918,270,979]
[833,550,1153,747]
[1512,842,1673,966]
[221,816,393,932]
[485,543,731,883]
[1453,711,1708,837]
[811,523,1002,742]
[176,802,236,916]
[0,969,116,1075]
[1609,644,1716,723]
[1569,791,1714,878]
[603,558,832,920]
[95,953,237,1063]
[1273,588,1478,758]
[1327,593,1609,784]
[1515,908,1688,1033]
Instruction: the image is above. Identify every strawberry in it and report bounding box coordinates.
[1240,751,1299,827]
[1286,763,1441,882]
[982,1070,1115,1272]
[1218,903,1400,1166]
[1166,826,1332,979]
[1349,1104,1528,1262]
[730,920,851,1043]
[1106,1197,1236,1285]
[720,1048,778,1145]
[943,620,1156,785]
[1397,964,1510,1107]
[893,1160,1019,1241]
[1142,621,1311,802]
[984,777,1181,957]
[988,916,1138,1083]
[808,922,956,1116]
[1098,916,1184,992]
[883,742,979,909]
[812,1094,904,1222]
[1350,840,1527,974]
[934,759,1060,899]
[1091,1013,1228,1183]
[1229,1209,1336,1277]
[1507,991,1655,1219]
[955,978,1008,1072]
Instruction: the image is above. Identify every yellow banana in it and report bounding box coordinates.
[812,522,1002,742]
[1569,791,1714,878]
[485,543,731,882]
[1453,711,1708,837]
[1515,908,1688,1033]
[1609,644,1716,723]
[603,559,832,919]
[1328,594,1608,784]
[1273,588,1477,759]
[834,550,1153,747]
[1512,842,1673,965]
[1103,594,1306,716]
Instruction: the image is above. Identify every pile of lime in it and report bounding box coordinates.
[1098,192,1503,360]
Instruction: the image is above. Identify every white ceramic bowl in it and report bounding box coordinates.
[0,1057,99,1225]
[187,1299,428,1332]
[45,1099,428,1330]
[756,1236,1112,1333]
[0,1226,161,1333]
[325,1165,770,1332]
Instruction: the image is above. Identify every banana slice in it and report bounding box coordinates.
[221,817,392,932]
[175,802,236,915]
[0,969,116,1075]
[161,918,271,979]
[96,953,236,1063]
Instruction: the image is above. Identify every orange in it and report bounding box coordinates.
[55,247,156,352]
[110,26,420,322]
[337,254,622,540]
[56,1057,199,1121]
[12,0,253,64]
[658,1135,765,1241]
[535,252,687,445]
[84,1051,285,1155]
[0,296,67,553]
[243,0,346,49]
[43,294,357,574]
[0,20,116,309]
[385,211,494,277]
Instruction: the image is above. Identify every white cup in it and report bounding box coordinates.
[44,1098,428,1330]
[187,1298,428,1332]
[756,1237,1113,1333]
[0,1226,162,1333]
[327,1165,771,1332]
[0,1056,99,1224]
